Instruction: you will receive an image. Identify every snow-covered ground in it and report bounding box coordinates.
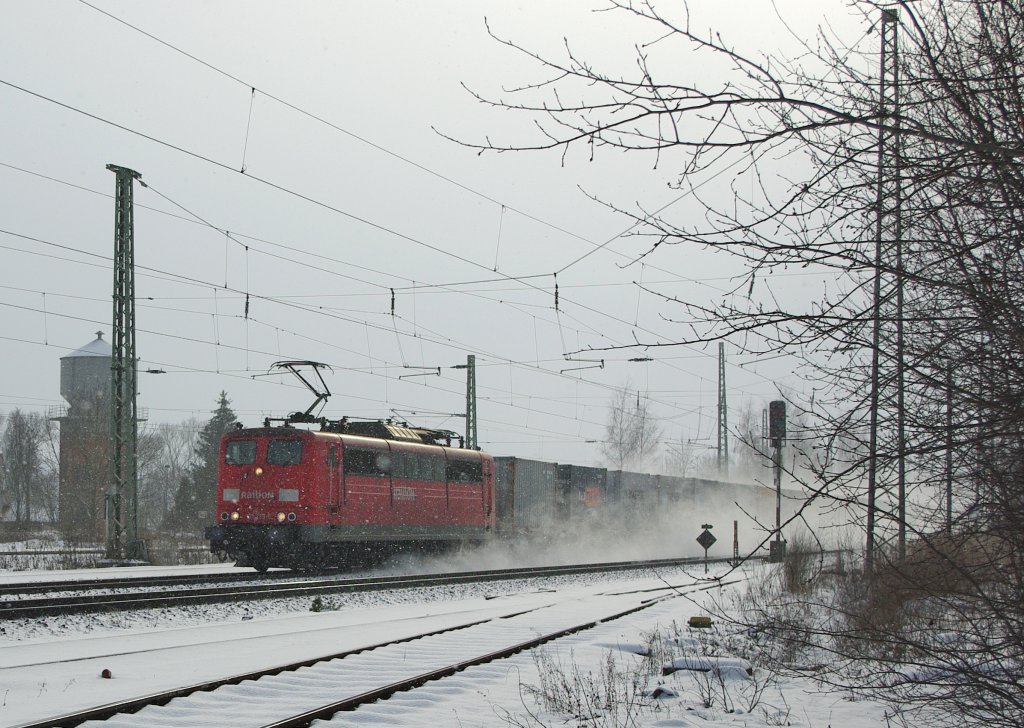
[0,562,893,728]
[0,560,244,586]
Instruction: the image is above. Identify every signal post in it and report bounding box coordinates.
[768,400,787,562]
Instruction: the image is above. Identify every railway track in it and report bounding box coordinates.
[11,575,727,728]
[0,567,308,596]
[0,556,735,619]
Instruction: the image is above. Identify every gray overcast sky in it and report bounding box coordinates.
[0,1,864,468]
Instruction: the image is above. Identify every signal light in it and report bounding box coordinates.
[220,512,229,521]
[769,400,786,442]
[286,512,296,522]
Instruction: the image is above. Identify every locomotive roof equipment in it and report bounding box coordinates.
[256,359,465,447]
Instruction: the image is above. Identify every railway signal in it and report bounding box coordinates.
[767,400,787,562]
[697,524,716,573]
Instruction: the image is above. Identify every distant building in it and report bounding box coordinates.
[54,332,111,540]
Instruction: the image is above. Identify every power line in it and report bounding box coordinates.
[0,102,792,440]
[74,1,650,266]
[0,293,621,439]
[0,151,787,402]
[0,11,812,415]
[0,328,612,446]
[74,1,751,299]
[0,158,827,295]
[0,153,745,396]
[0,72,695,365]
[0,217,790,443]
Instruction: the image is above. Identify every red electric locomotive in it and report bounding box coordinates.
[205,363,495,571]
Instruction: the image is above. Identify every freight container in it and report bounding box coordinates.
[656,474,693,508]
[556,464,607,519]
[493,457,559,536]
[607,470,659,512]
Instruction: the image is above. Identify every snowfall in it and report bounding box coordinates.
[0,554,904,728]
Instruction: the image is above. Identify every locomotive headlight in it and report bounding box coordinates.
[277,512,287,523]
[230,511,240,521]
[255,467,264,476]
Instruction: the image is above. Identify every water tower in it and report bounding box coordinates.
[55,331,111,540]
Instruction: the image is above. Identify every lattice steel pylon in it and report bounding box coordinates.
[717,342,728,475]
[867,9,903,572]
[106,164,143,561]
[465,354,478,450]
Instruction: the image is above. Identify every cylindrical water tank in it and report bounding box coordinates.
[60,331,111,414]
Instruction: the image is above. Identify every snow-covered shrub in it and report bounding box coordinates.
[505,649,652,727]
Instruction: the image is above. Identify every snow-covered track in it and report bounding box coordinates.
[0,569,303,596]
[0,556,731,620]
[14,578,721,728]
[9,612,505,728]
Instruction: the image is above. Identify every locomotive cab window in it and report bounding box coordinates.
[267,440,303,466]
[394,451,445,480]
[345,447,391,476]
[224,440,257,465]
[446,459,482,483]
[423,453,446,481]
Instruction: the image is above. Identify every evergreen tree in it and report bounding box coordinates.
[166,392,236,531]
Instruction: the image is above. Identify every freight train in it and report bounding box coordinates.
[204,417,780,572]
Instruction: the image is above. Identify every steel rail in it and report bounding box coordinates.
[13,578,730,728]
[0,556,738,619]
[0,547,208,557]
[8,613,505,728]
[260,600,659,728]
[0,568,308,596]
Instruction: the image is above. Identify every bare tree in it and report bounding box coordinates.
[1,410,53,523]
[601,384,661,470]
[458,1,1024,724]
[36,414,61,524]
[661,430,710,478]
[729,401,771,484]
[138,419,200,530]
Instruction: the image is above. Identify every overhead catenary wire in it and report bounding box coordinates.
[0,268,761,454]
[0,156,822,373]
[0,76,702,359]
[0,8,802,446]
[2,278,774,409]
[71,0,767,313]
[0,12,835,412]
[240,86,256,174]
[0,324,618,445]
[0,218,792,435]
[0,258,699,435]
[49,160,757,390]
[75,0,719,285]
[2,157,827,295]
[0,315,610,442]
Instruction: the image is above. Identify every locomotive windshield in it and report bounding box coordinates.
[224,440,257,465]
[267,439,303,466]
